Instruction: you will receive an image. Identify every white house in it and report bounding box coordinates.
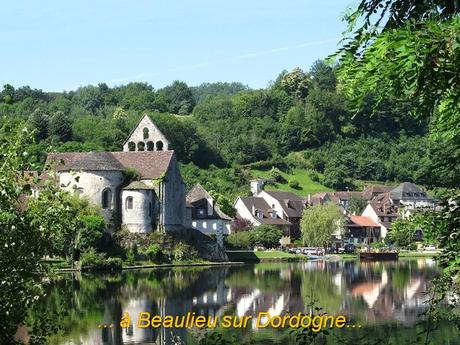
[186,184,232,237]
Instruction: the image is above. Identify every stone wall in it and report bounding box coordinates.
[123,115,170,152]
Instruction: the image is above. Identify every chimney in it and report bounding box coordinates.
[250,179,265,196]
[207,197,214,216]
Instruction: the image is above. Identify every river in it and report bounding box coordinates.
[27,258,459,344]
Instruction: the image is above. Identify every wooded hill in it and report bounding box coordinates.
[0,60,452,200]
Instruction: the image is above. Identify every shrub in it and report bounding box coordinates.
[307,169,321,183]
[249,225,283,248]
[126,245,138,265]
[78,215,106,252]
[225,231,253,249]
[172,242,199,262]
[79,249,122,272]
[288,179,301,189]
[269,167,287,183]
[144,244,165,263]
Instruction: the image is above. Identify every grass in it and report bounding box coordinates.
[226,250,306,262]
[250,168,332,197]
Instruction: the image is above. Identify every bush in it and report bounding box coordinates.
[307,169,321,183]
[288,179,301,189]
[173,242,199,261]
[144,244,165,263]
[249,225,283,248]
[126,245,138,265]
[79,249,122,272]
[225,231,253,249]
[78,215,106,252]
[269,167,287,183]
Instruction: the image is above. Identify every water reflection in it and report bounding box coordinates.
[30,259,444,344]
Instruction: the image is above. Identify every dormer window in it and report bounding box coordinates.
[255,209,263,218]
[270,210,277,219]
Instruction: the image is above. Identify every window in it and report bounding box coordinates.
[137,142,145,151]
[149,202,152,217]
[126,196,133,210]
[156,140,164,151]
[255,209,263,218]
[143,127,149,139]
[128,141,136,151]
[198,208,206,218]
[102,188,112,209]
[147,141,154,151]
[75,187,84,196]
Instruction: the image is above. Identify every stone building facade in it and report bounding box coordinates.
[122,115,170,152]
[46,115,186,233]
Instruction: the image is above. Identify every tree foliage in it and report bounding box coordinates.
[300,203,345,248]
[0,122,80,342]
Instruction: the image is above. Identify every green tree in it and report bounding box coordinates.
[0,123,79,342]
[300,203,345,248]
[158,80,195,114]
[29,108,49,140]
[280,67,312,100]
[249,225,283,248]
[387,217,420,247]
[49,110,73,142]
[348,196,367,215]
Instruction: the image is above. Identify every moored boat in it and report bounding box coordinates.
[359,252,399,261]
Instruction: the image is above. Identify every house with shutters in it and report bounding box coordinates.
[45,114,187,233]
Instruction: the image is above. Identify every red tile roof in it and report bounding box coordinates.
[348,216,379,227]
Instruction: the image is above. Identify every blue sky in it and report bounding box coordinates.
[1,0,352,91]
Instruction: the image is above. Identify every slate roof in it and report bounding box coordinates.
[47,150,174,179]
[186,183,213,203]
[262,191,305,218]
[390,182,431,200]
[186,184,232,221]
[368,202,399,217]
[238,197,291,226]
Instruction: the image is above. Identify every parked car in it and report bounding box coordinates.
[303,247,325,256]
[424,244,437,251]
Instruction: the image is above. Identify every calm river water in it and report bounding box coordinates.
[29,259,460,345]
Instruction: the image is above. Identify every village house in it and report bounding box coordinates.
[186,183,232,236]
[45,114,187,233]
[234,180,308,244]
[233,196,291,245]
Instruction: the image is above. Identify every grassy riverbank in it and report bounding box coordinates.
[226,250,307,262]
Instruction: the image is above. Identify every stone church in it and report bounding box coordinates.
[46,115,187,233]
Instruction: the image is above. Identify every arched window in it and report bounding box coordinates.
[128,141,136,151]
[146,141,154,151]
[143,127,149,139]
[156,141,164,151]
[126,196,133,210]
[149,202,152,217]
[102,188,112,209]
[137,142,145,151]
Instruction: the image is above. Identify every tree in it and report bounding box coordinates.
[29,108,49,140]
[310,60,336,91]
[249,225,283,248]
[158,81,195,114]
[300,203,345,248]
[348,196,367,215]
[334,0,460,186]
[49,110,72,142]
[280,67,312,100]
[0,123,79,342]
[387,217,420,247]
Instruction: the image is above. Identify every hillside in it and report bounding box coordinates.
[250,168,332,197]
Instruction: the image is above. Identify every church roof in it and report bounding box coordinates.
[123,181,156,190]
[71,152,125,171]
[47,150,174,179]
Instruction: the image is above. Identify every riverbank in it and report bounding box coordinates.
[226,250,308,263]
